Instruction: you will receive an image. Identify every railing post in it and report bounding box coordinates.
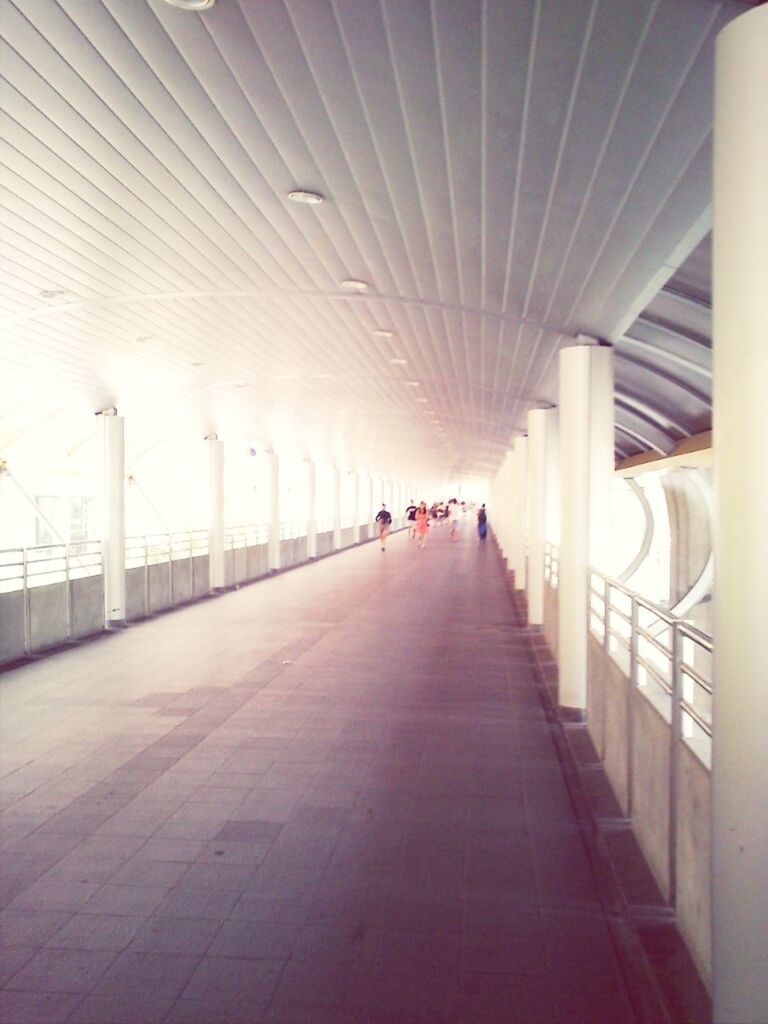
[189,530,194,596]
[627,596,638,820]
[668,620,682,908]
[603,577,610,650]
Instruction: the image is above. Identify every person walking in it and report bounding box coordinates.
[375,504,392,550]
[415,501,430,549]
[405,500,418,539]
[477,503,488,541]
[447,498,460,542]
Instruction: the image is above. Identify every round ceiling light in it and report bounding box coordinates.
[161,0,216,10]
[390,358,407,365]
[404,380,421,387]
[372,329,394,338]
[341,279,369,291]
[39,288,71,300]
[287,189,324,205]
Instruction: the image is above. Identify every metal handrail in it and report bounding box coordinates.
[590,568,713,751]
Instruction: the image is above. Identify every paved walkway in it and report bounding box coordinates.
[1,525,642,1023]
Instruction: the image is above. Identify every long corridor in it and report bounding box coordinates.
[1,526,643,1023]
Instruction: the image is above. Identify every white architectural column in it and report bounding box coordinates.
[332,467,342,550]
[368,475,375,532]
[712,8,768,1022]
[306,460,317,558]
[208,437,225,590]
[352,471,361,543]
[102,413,126,623]
[557,341,614,711]
[267,450,280,571]
[510,437,528,590]
[527,408,558,625]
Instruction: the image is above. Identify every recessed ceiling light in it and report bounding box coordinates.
[404,381,420,387]
[190,362,204,367]
[134,335,155,344]
[390,358,407,365]
[373,329,394,338]
[416,397,428,403]
[161,0,216,9]
[287,189,324,205]
[39,288,71,300]
[341,279,369,291]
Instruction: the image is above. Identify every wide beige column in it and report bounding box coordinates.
[103,413,126,622]
[510,437,528,591]
[306,460,317,558]
[267,450,280,571]
[557,341,613,711]
[526,408,558,625]
[712,7,768,1022]
[207,437,225,590]
[332,467,342,550]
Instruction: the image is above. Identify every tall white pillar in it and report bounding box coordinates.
[557,341,614,710]
[368,475,375,531]
[102,413,126,623]
[352,471,361,543]
[510,437,528,590]
[306,460,317,558]
[712,8,768,1022]
[332,467,342,550]
[268,450,280,571]
[208,437,225,590]
[527,408,558,625]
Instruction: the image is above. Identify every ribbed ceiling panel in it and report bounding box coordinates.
[0,0,747,479]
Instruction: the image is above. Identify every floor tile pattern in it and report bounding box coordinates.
[1,527,642,1022]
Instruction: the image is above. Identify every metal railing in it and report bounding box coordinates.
[0,541,102,594]
[125,530,209,569]
[225,524,269,549]
[278,521,307,541]
[588,569,712,770]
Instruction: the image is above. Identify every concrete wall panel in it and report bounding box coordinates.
[232,547,248,584]
[192,555,210,598]
[340,526,355,548]
[588,636,630,812]
[70,576,104,639]
[677,743,712,989]
[586,634,607,761]
[0,592,26,663]
[246,544,268,580]
[172,560,193,604]
[317,531,334,557]
[126,567,147,621]
[631,688,672,900]
[29,582,68,652]
[543,583,558,658]
[148,563,171,614]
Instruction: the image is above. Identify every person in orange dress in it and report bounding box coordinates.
[415,501,429,548]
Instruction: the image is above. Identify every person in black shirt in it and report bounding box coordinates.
[405,501,418,539]
[375,504,392,550]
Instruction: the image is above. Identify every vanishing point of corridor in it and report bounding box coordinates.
[1,528,640,1023]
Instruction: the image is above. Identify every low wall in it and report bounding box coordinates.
[2,527,396,669]
[0,592,26,664]
[587,635,712,987]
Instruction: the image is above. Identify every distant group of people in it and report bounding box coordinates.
[374,498,488,550]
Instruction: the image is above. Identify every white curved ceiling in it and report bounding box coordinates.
[0,0,751,481]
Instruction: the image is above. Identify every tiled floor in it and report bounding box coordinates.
[1,527,644,1023]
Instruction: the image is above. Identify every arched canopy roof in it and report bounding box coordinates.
[0,0,752,483]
